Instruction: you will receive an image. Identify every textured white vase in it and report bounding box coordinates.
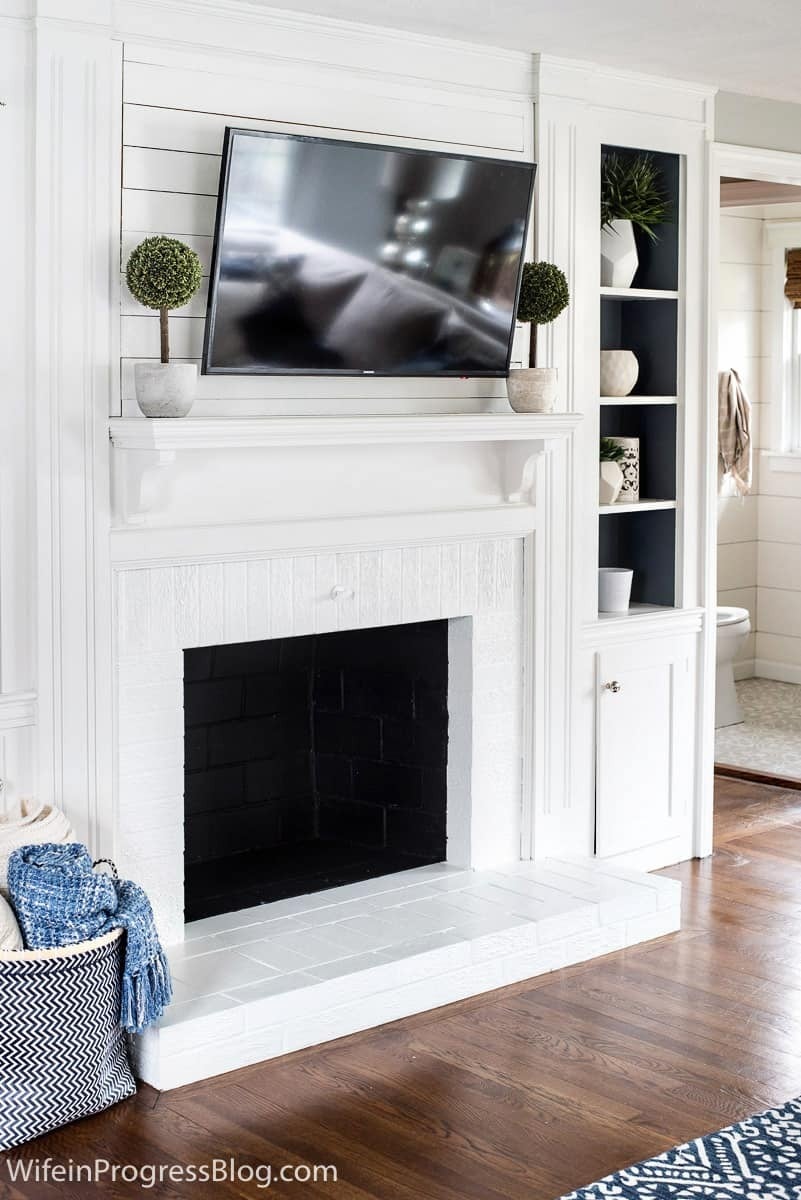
[599,460,624,505]
[600,219,639,288]
[507,367,557,414]
[598,567,634,613]
[600,350,639,397]
[606,436,640,503]
[134,363,197,418]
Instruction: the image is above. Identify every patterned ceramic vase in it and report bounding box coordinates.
[600,350,639,397]
[606,437,639,503]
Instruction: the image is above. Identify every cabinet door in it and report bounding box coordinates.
[595,634,695,858]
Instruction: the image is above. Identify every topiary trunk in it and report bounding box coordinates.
[159,307,169,364]
[528,323,537,368]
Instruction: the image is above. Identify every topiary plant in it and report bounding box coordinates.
[126,237,203,364]
[601,152,671,241]
[516,261,570,367]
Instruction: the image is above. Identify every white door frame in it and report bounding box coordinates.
[699,141,801,855]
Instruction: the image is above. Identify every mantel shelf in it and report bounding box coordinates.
[109,413,582,452]
[109,413,582,524]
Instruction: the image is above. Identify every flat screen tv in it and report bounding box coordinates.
[202,128,536,377]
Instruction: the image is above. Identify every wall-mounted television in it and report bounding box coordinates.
[202,128,536,378]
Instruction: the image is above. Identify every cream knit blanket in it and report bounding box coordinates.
[0,800,74,897]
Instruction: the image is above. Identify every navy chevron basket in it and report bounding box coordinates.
[0,929,137,1150]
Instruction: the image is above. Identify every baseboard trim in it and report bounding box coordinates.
[753,659,801,685]
[715,763,801,791]
[733,659,755,681]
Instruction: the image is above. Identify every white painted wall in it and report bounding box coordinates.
[716,92,801,157]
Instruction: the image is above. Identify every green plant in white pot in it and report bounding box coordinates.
[599,436,626,504]
[600,152,670,288]
[126,237,203,417]
[507,261,569,414]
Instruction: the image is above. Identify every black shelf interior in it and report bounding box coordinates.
[598,508,676,608]
[601,298,678,396]
[602,145,680,292]
[600,404,677,501]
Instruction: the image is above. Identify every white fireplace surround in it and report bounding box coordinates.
[116,538,526,944]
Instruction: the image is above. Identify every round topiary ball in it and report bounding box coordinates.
[517,261,570,325]
[126,236,202,311]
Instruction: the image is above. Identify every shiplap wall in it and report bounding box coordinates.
[756,204,801,680]
[119,42,533,417]
[717,200,801,681]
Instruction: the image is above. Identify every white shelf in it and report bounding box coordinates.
[598,603,676,621]
[598,499,676,515]
[108,412,583,451]
[600,395,678,406]
[600,287,679,300]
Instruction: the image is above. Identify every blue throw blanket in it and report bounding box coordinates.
[7,843,172,1034]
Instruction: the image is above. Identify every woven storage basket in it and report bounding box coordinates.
[0,929,136,1150]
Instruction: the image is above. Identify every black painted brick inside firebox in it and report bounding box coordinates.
[183,621,449,909]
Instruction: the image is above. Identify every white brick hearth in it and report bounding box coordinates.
[132,858,680,1090]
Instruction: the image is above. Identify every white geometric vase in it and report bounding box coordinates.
[599,460,624,505]
[600,350,639,397]
[601,219,639,288]
[606,436,640,503]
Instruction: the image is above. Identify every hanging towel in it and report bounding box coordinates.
[7,843,172,1033]
[718,368,752,496]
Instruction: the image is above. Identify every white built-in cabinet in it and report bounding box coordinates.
[595,633,696,860]
[536,62,715,868]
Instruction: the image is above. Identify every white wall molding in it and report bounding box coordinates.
[32,9,117,845]
[115,0,536,96]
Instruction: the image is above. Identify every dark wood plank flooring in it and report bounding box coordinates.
[5,775,801,1199]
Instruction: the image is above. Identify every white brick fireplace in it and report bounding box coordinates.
[106,414,681,1089]
[116,537,526,945]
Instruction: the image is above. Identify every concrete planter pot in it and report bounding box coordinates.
[600,219,639,288]
[507,367,558,414]
[134,363,197,418]
[600,349,639,397]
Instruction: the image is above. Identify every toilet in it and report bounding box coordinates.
[715,606,751,728]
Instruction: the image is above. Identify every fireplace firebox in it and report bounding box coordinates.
[183,621,449,920]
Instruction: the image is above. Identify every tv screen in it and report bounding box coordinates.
[202,129,536,377]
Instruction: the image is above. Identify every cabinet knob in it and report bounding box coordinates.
[604,680,622,693]
[330,584,348,600]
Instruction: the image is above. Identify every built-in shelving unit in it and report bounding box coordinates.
[598,143,681,613]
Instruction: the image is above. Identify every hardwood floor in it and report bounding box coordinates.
[7,776,801,1199]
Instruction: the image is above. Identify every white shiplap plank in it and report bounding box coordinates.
[198,563,225,645]
[123,62,526,153]
[124,105,274,155]
[122,189,217,237]
[420,545,442,617]
[123,146,221,196]
[477,540,497,610]
[173,564,200,648]
[440,543,461,617]
[122,315,203,360]
[121,277,208,319]
[459,542,479,613]
[121,232,214,275]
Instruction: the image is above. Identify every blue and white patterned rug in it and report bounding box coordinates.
[558,1098,801,1198]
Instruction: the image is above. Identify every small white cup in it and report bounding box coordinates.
[598,567,634,613]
